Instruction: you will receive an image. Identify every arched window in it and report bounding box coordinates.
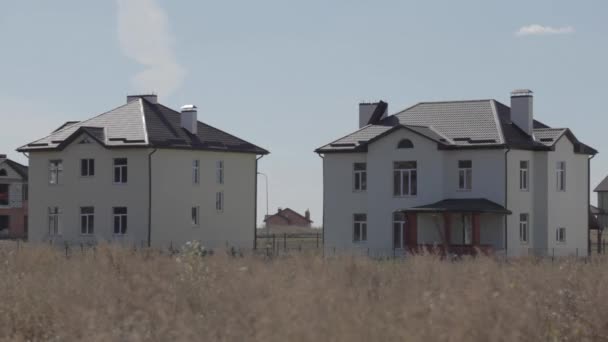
[397,139,414,149]
[0,169,6,176]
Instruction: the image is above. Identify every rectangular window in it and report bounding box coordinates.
[22,184,28,201]
[113,158,128,184]
[556,161,566,191]
[49,160,63,185]
[353,213,367,242]
[113,207,128,235]
[81,159,95,177]
[458,160,472,190]
[393,212,406,249]
[0,215,9,231]
[520,161,529,191]
[217,161,224,184]
[353,163,367,191]
[192,206,200,226]
[0,184,8,206]
[556,227,566,243]
[519,213,529,243]
[393,161,417,196]
[216,191,224,212]
[80,206,94,235]
[48,207,60,236]
[193,160,200,184]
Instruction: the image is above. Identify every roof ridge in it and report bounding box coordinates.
[21,101,137,148]
[417,99,494,105]
[490,100,506,144]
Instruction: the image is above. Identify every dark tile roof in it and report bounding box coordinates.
[401,198,512,214]
[316,98,596,155]
[264,208,313,223]
[594,175,608,192]
[18,98,268,155]
[0,158,28,180]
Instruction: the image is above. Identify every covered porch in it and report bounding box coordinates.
[397,199,511,256]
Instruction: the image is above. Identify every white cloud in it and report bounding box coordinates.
[516,24,575,36]
[116,0,185,97]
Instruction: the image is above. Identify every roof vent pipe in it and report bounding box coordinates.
[180,104,198,135]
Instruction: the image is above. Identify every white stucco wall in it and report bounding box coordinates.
[506,149,535,256]
[151,149,256,249]
[27,138,149,245]
[546,137,589,256]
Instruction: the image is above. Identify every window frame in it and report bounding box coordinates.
[0,215,9,231]
[216,191,224,212]
[353,162,367,192]
[216,160,224,184]
[392,212,407,249]
[556,161,566,192]
[49,160,63,185]
[48,206,61,236]
[519,160,529,191]
[112,207,128,235]
[113,158,128,184]
[556,227,566,243]
[0,184,9,206]
[353,213,367,243]
[519,213,529,244]
[0,169,7,177]
[192,206,200,226]
[393,161,418,197]
[80,206,95,235]
[397,139,414,149]
[193,160,200,184]
[80,158,95,177]
[458,160,472,191]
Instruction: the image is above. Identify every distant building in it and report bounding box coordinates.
[0,154,28,239]
[264,208,312,227]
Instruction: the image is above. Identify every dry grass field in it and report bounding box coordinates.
[1,244,608,341]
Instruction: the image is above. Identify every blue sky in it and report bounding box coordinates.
[1,0,607,224]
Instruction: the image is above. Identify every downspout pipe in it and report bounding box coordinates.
[588,154,596,256]
[316,153,325,249]
[147,148,157,247]
[254,155,265,250]
[504,147,510,254]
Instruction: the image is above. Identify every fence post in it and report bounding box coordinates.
[316,233,319,248]
[284,233,287,251]
[65,244,69,258]
[552,248,555,263]
[272,234,276,254]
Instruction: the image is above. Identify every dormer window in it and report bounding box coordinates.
[397,139,414,149]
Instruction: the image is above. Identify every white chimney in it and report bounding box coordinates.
[180,104,198,135]
[510,89,533,136]
[359,102,387,128]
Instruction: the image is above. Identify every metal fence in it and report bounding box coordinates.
[256,233,322,253]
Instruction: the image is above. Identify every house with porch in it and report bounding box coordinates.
[316,90,596,256]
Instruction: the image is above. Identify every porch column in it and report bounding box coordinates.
[442,213,451,248]
[406,213,418,250]
[472,213,481,246]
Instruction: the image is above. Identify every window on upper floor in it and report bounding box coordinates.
[353,213,367,242]
[556,161,566,191]
[458,160,472,191]
[397,139,414,149]
[393,161,417,196]
[0,184,8,206]
[556,227,566,243]
[0,169,6,177]
[80,206,94,235]
[519,213,529,244]
[49,160,63,185]
[113,158,128,184]
[81,159,95,177]
[48,206,61,236]
[192,206,200,226]
[193,160,200,184]
[216,191,224,212]
[113,207,128,235]
[217,160,224,184]
[520,161,529,191]
[353,163,367,191]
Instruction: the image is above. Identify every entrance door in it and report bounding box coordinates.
[462,214,473,245]
[393,212,407,249]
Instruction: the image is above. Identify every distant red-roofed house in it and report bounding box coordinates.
[264,208,312,228]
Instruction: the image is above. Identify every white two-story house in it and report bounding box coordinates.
[316,90,597,256]
[18,94,269,249]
